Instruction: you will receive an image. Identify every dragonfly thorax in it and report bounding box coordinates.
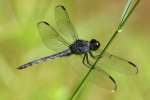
[69,39,90,55]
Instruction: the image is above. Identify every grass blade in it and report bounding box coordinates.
[69,0,140,100]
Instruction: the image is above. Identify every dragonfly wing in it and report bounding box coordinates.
[37,21,70,52]
[55,5,78,43]
[86,66,117,92]
[79,55,116,92]
[93,49,138,74]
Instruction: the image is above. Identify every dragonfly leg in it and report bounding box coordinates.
[82,54,89,67]
[82,54,86,65]
[82,53,92,68]
[89,51,96,59]
[85,53,93,67]
[82,53,97,69]
[89,51,103,59]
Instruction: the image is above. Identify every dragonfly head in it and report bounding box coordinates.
[89,39,100,51]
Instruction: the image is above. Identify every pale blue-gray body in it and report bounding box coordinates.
[70,39,90,55]
[18,39,90,69]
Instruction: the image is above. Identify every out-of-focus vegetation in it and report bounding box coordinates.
[0,0,149,100]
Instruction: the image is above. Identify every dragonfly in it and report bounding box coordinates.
[18,5,138,91]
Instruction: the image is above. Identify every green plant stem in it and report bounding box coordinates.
[69,0,140,100]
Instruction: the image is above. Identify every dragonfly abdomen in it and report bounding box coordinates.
[43,49,72,59]
[17,49,72,69]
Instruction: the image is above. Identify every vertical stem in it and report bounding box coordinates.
[69,0,140,99]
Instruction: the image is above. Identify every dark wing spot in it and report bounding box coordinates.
[109,75,117,91]
[128,61,136,67]
[128,61,138,74]
[56,5,66,10]
[37,21,49,26]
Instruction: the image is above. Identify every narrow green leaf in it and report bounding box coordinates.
[70,0,140,100]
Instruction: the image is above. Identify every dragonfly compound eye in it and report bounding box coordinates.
[90,39,100,51]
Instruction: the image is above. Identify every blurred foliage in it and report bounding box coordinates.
[0,0,149,100]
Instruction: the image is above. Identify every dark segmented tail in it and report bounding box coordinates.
[17,49,72,70]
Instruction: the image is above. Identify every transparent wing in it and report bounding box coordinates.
[87,67,117,92]
[37,21,70,52]
[55,5,78,43]
[90,49,138,74]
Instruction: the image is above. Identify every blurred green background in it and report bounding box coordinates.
[0,0,149,100]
